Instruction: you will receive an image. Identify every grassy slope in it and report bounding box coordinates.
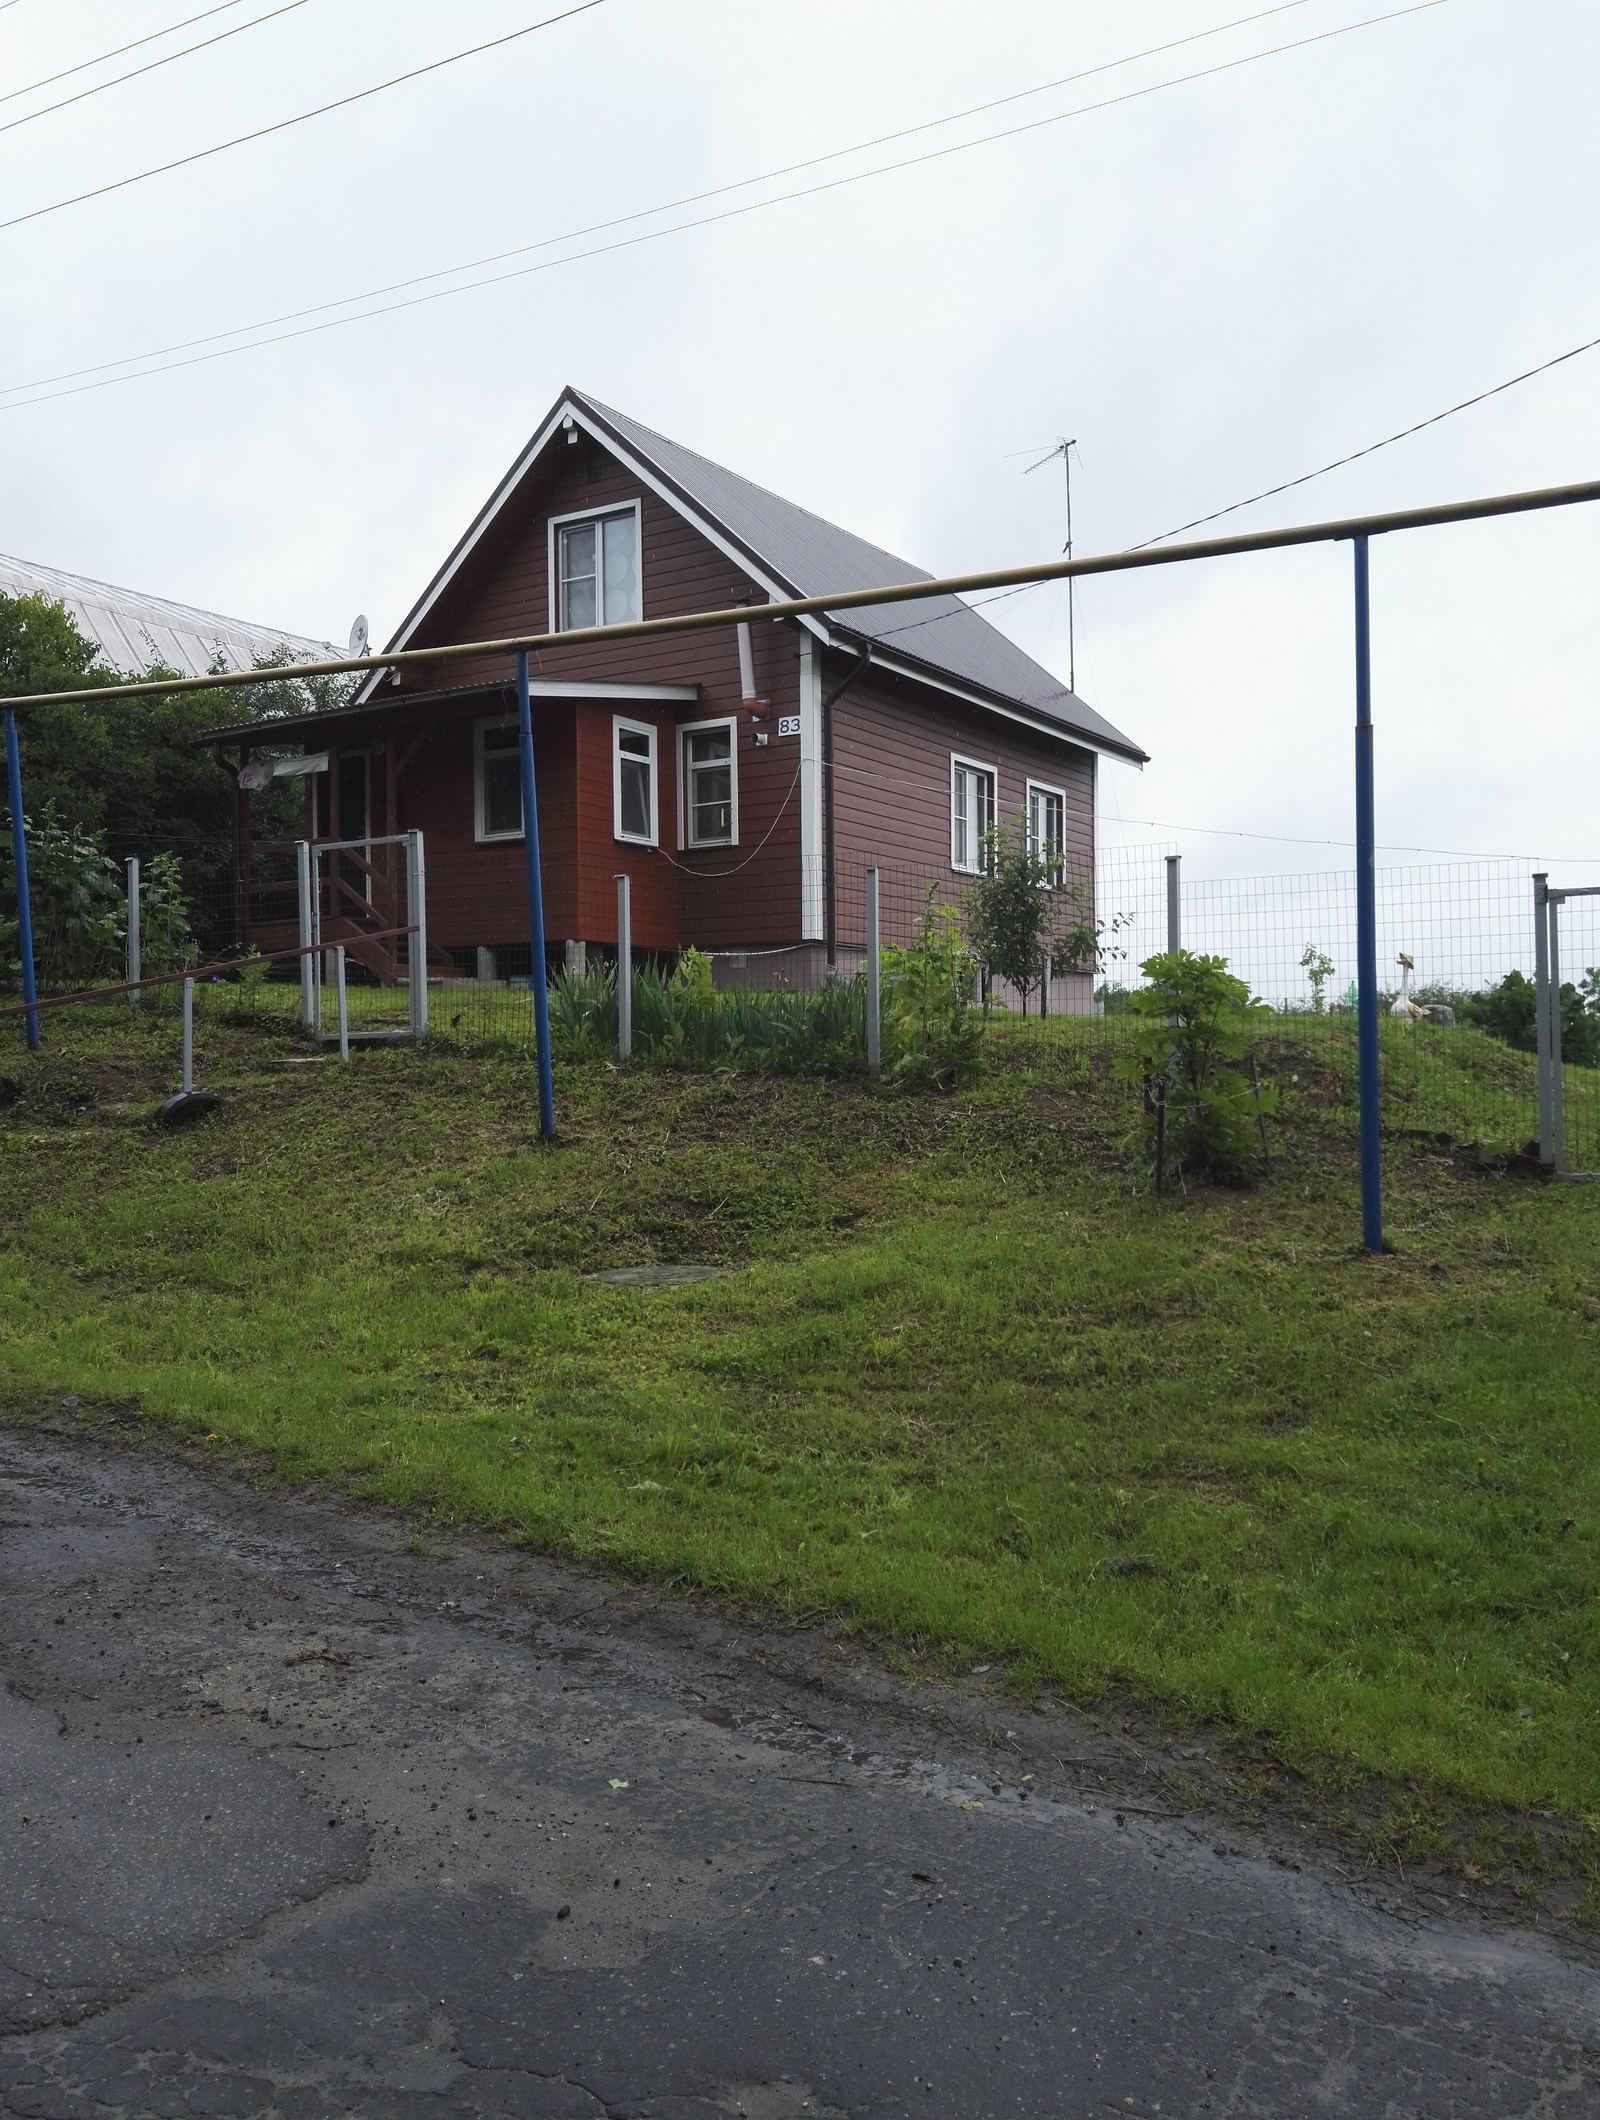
[2,1002,1598,1878]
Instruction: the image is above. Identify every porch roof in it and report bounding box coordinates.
[195,675,699,749]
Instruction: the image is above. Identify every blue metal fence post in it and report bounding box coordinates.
[4,710,39,1051]
[1353,535,1382,1253]
[516,651,556,1139]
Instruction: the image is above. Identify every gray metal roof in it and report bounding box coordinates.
[575,391,1147,763]
[0,552,336,680]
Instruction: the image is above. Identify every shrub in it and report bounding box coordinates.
[1,807,124,991]
[880,888,984,1090]
[1119,948,1274,1181]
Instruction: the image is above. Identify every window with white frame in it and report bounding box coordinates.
[475,718,523,841]
[681,718,737,847]
[1027,780,1066,883]
[554,506,640,630]
[614,717,658,844]
[950,756,996,874]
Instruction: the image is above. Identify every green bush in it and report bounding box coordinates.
[1119,948,1274,1181]
[548,953,868,1074]
[880,888,984,1090]
[2,807,125,991]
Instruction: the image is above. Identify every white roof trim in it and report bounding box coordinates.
[522,680,698,701]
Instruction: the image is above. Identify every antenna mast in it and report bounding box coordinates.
[1025,435,1080,692]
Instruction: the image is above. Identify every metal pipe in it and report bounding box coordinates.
[181,978,194,1094]
[1165,853,1181,954]
[516,650,555,1140]
[615,872,632,1061]
[1353,536,1382,1256]
[407,828,428,1040]
[296,838,314,1030]
[865,865,881,1079]
[1549,892,1566,1175]
[4,710,38,1049]
[126,856,142,1005]
[12,476,1600,714]
[335,946,349,1063]
[1534,873,1553,1167]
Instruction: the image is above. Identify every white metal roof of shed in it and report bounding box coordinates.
[0,552,334,679]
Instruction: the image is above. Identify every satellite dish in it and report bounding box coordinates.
[348,613,369,657]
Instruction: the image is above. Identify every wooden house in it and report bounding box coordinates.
[204,388,1147,993]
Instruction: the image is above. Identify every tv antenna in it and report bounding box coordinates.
[1024,437,1079,692]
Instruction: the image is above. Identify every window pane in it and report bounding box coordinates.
[619,757,651,839]
[689,727,730,765]
[484,754,522,836]
[618,728,651,758]
[953,766,970,868]
[483,723,520,753]
[602,513,639,624]
[691,762,733,843]
[560,522,596,630]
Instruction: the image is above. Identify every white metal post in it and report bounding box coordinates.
[865,865,881,1078]
[181,977,194,1093]
[126,856,142,1005]
[1165,853,1181,954]
[1534,873,1553,1167]
[1549,891,1566,1174]
[615,872,632,1061]
[407,829,427,1041]
[295,838,314,1031]
[335,946,350,1062]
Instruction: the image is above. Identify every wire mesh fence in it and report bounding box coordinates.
[4,824,1595,1161]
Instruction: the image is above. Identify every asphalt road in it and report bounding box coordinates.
[2,1424,1597,2120]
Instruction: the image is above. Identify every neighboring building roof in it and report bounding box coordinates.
[364,388,1148,765]
[0,551,335,679]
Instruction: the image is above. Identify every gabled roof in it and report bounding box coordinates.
[0,552,335,679]
[362,388,1147,765]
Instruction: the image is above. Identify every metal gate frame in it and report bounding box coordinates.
[295,829,428,1045]
[1534,871,1600,1175]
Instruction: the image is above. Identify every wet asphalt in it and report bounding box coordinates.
[1,1424,1597,2120]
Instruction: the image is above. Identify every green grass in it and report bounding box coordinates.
[3,994,1600,1889]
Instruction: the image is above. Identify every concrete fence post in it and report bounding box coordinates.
[126,857,142,1005]
[865,865,881,1078]
[1165,853,1181,954]
[616,872,632,1061]
[335,946,350,1063]
[181,978,194,1094]
[1534,873,1554,1167]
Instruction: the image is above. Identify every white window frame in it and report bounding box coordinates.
[613,715,659,846]
[950,753,998,875]
[548,499,643,632]
[474,715,524,843]
[1026,777,1067,885]
[678,714,739,850]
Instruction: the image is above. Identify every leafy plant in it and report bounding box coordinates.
[880,888,984,1090]
[1119,948,1275,1181]
[138,851,196,977]
[1451,970,1600,1069]
[965,821,1097,1015]
[1,806,125,990]
[1300,944,1337,1013]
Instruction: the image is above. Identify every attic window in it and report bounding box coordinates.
[553,504,640,630]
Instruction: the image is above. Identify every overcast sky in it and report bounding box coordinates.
[3,0,1597,881]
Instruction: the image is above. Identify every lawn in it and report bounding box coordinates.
[3,993,1598,1891]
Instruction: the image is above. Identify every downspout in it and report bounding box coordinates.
[821,642,870,972]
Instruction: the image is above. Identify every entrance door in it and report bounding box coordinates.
[315,754,372,903]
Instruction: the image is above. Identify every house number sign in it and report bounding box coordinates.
[777,715,801,736]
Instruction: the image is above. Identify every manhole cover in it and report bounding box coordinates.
[595,1263,721,1286]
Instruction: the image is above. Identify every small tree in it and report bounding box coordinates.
[966,821,1097,1015]
[1300,944,1336,1014]
[1120,949,1274,1181]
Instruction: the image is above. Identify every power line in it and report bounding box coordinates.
[0,0,1453,409]
[0,0,607,237]
[0,1,257,108]
[1131,330,1600,546]
[1103,815,1600,863]
[0,0,1336,398]
[0,1,308,138]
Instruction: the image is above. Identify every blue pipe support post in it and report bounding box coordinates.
[4,710,38,1051]
[515,651,556,1139]
[1353,535,1382,1254]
